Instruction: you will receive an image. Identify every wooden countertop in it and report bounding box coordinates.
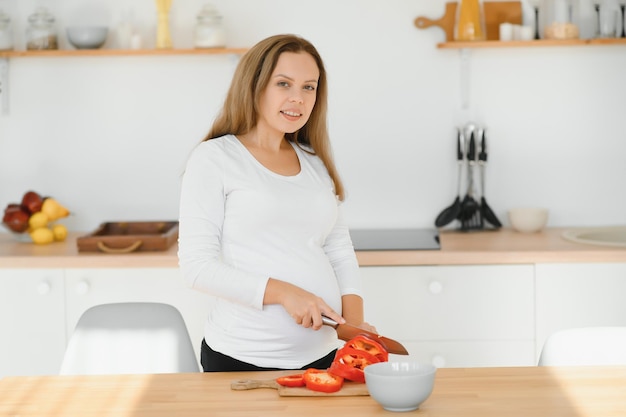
[0,228,624,269]
[1,366,625,416]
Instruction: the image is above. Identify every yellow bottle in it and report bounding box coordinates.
[155,0,173,49]
[455,0,486,41]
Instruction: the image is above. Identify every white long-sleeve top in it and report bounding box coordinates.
[178,134,362,368]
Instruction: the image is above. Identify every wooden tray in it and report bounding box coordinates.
[76,221,179,253]
[415,1,523,41]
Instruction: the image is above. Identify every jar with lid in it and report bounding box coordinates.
[0,10,13,51]
[454,0,486,41]
[542,0,579,39]
[194,4,225,48]
[26,7,58,50]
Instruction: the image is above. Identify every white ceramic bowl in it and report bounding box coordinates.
[508,207,549,233]
[66,26,108,49]
[364,361,436,412]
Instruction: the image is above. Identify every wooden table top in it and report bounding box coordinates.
[1,366,625,417]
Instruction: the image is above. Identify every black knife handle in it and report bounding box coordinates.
[478,129,487,162]
[467,132,476,161]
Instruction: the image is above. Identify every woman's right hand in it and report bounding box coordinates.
[264,278,345,330]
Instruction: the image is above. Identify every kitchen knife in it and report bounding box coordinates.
[322,316,409,355]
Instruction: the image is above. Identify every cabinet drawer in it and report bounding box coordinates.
[399,340,536,368]
[535,262,626,357]
[360,265,534,341]
[0,269,66,376]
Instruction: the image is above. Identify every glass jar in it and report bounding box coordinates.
[26,7,58,50]
[454,0,486,41]
[194,4,225,48]
[543,0,579,40]
[0,10,13,51]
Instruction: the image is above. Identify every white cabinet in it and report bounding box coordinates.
[360,265,536,368]
[0,269,66,376]
[535,263,626,359]
[64,268,213,368]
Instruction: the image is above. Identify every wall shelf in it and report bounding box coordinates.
[0,47,248,115]
[0,47,249,58]
[438,38,626,49]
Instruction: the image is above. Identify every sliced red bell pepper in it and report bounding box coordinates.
[345,335,389,362]
[329,346,381,383]
[276,373,305,387]
[302,368,344,393]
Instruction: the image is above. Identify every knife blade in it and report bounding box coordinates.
[322,316,409,355]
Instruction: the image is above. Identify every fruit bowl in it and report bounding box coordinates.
[2,190,70,244]
[1,225,32,243]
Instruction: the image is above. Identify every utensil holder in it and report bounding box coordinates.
[435,124,502,232]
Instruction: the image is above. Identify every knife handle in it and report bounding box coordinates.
[322,316,339,329]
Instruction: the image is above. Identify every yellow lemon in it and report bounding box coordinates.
[29,227,54,245]
[28,211,49,230]
[52,224,68,242]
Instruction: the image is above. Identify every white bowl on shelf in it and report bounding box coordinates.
[66,26,108,49]
[508,207,549,233]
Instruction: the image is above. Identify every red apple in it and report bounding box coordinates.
[21,191,44,214]
[3,203,22,215]
[2,207,30,233]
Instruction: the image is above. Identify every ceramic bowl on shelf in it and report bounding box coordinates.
[66,26,108,49]
[364,361,436,412]
[508,207,549,233]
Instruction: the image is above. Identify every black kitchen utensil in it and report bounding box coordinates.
[459,131,480,229]
[621,3,626,38]
[594,3,601,38]
[435,129,464,228]
[478,130,502,228]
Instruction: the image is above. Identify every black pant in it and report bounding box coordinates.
[201,338,337,372]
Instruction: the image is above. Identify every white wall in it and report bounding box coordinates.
[1,0,625,233]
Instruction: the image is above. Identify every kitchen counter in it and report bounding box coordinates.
[0,228,624,268]
[1,366,626,416]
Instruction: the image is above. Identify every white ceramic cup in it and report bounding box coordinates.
[499,23,513,41]
[508,207,549,233]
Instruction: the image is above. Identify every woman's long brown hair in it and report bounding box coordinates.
[204,34,345,200]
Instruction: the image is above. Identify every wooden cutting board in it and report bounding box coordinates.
[414,1,523,41]
[230,378,369,397]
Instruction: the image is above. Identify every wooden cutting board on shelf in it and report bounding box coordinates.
[414,1,523,41]
[230,378,369,397]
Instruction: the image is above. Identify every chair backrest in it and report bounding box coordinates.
[538,327,626,366]
[60,302,200,375]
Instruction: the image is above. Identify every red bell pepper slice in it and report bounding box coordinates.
[302,368,344,393]
[276,374,305,387]
[329,347,381,383]
[345,335,389,362]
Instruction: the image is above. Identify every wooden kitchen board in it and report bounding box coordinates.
[231,378,369,397]
[415,1,523,41]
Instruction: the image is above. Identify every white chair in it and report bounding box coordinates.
[60,302,200,375]
[538,327,626,366]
